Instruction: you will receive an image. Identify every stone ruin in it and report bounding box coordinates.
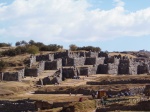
[0,99,36,112]
[0,99,72,112]
[45,59,62,70]
[0,69,24,81]
[2,50,150,82]
[38,69,62,85]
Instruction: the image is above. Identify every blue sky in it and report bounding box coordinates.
[0,0,150,51]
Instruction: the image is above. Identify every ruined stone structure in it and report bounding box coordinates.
[25,61,45,77]
[0,69,24,81]
[38,69,62,85]
[62,67,77,80]
[36,53,54,62]
[66,57,86,66]
[0,100,36,112]
[2,50,150,82]
[85,57,105,65]
[25,68,39,77]
[79,66,97,76]
[45,59,62,70]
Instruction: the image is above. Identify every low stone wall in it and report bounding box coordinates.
[1,72,23,81]
[87,79,150,85]
[0,100,36,112]
[0,69,24,81]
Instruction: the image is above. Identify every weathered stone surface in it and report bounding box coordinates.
[25,68,39,77]
[97,64,108,74]
[62,67,77,80]
[85,51,98,57]
[2,72,22,81]
[66,57,86,66]
[0,72,3,81]
[45,59,62,70]
[0,100,36,112]
[85,57,104,65]
[36,54,54,62]
[108,63,118,75]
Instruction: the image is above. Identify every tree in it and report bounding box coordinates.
[69,44,78,51]
[77,46,101,52]
[29,40,35,45]
[21,40,28,45]
[0,43,11,47]
[15,41,21,46]
[27,45,39,54]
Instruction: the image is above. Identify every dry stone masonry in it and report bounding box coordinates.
[2,50,150,82]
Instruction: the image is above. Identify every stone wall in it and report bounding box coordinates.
[118,59,130,74]
[29,55,36,67]
[38,61,45,73]
[85,51,98,57]
[98,52,108,58]
[129,61,139,75]
[108,63,118,75]
[25,68,39,77]
[0,72,3,81]
[0,69,24,81]
[96,64,108,74]
[0,100,36,112]
[45,59,62,70]
[85,57,105,65]
[137,63,148,74]
[36,54,54,62]
[87,79,150,85]
[38,69,62,85]
[67,57,86,66]
[62,67,77,80]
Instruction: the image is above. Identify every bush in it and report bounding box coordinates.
[0,60,8,71]
[1,46,27,56]
[69,44,78,51]
[0,43,11,47]
[77,46,101,52]
[27,45,39,54]
[40,44,63,51]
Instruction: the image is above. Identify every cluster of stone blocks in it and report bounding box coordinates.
[38,69,62,85]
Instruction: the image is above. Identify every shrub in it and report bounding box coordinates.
[77,46,101,52]
[0,43,11,47]
[27,45,39,54]
[69,44,78,51]
[0,60,8,71]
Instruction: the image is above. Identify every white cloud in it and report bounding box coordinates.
[113,0,125,7]
[0,0,150,44]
